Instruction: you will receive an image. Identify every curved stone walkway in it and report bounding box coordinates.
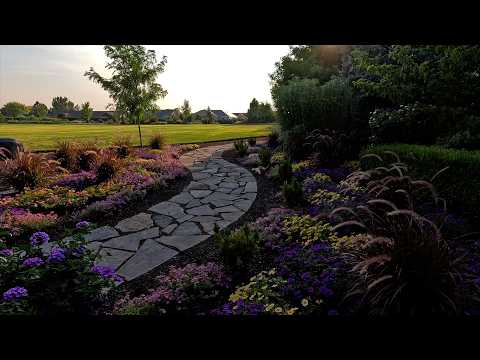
[46,144,257,281]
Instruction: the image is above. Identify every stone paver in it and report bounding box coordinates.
[156,235,209,251]
[71,144,258,281]
[85,226,119,242]
[96,248,134,269]
[115,212,153,233]
[116,240,178,281]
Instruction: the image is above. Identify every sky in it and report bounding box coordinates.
[0,45,291,113]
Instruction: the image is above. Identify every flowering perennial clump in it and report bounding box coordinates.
[30,231,50,246]
[22,257,44,268]
[3,287,28,302]
[47,246,66,263]
[114,262,230,315]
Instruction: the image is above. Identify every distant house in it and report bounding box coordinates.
[154,109,175,121]
[232,113,248,122]
[193,109,233,123]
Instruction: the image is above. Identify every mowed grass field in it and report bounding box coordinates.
[0,123,275,151]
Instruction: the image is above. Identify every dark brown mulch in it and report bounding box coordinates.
[123,145,282,297]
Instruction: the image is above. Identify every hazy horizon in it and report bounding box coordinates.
[0,45,290,114]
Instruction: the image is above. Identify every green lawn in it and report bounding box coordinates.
[0,123,275,151]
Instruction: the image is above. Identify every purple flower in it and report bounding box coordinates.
[75,221,91,230]
[328,309,339,316]
[22,257,44,267]
[48,246,66,263]
[319,286,334,298]
[30,231,50,246]
[91,265,124,283]
[0,248,13,257]
[3,286,28,301]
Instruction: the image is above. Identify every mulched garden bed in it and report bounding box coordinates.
[122,144,282,298]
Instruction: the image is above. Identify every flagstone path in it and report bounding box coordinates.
[44,144,257,281]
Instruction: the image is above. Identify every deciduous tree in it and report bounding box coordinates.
[85,45,167,147]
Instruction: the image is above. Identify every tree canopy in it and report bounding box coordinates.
[51,96,76,112]
[81,102,93,122]
[1,102,28,118]
[181,100,192,122]
[31,101,49,118]
[246,98,276,123]
[85,45,168,146]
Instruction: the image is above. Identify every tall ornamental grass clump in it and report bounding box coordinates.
[149,133,166,150]
[0,152,53,192]
[330,151,465,315]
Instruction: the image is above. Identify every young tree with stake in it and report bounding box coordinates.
[85,45,167,147]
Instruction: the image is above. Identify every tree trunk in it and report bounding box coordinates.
[137,115,143,148]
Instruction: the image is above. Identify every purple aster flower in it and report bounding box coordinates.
[48,246,66,263]
[30,231,50,246]
[0,248,13,257]
[3,286,28,301]
[319,286,333,298]
[22,257,44,267]
[91,265,124,283]
[75,221,91,230]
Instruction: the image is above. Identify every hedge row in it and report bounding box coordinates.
[362,143,480,222]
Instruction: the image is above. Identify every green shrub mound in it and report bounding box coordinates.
[364,144,480,222]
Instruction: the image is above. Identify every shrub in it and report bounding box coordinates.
[281,178,304,207]
[114,262,230,315]
[248,138,256,147]
[258,147,272,167]
[278,160,293,183]
[438,123,480,150]
[367,103,472,146]
[0,152,50,191]
[273,77,355,137]
[0,229,122,315]
[55,140,79,171]
[233,139,249,157]
[304,128,354,167]
[149,133,166,150]
[95,150,119,183]
[214,224,261,273]
[267,129,280,149]
[281,126,308,160]
[364,144,480,222]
